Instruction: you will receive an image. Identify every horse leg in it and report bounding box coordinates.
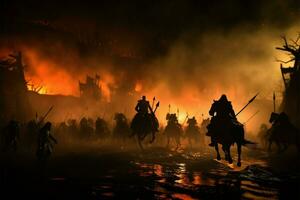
[215,144,221,160]
[268,140,273,152]
[276,141,282,153]
[149,131,155,143]
[175,138,179,150]
[137,136,144,150]
[222,146,228,161]
[189,138,192,149]
[166,136,170,148]
[227,145,233,164]
[237,143,242,167]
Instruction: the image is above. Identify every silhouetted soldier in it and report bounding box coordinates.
[2,120,19,151]
[187,117,197,127]
[135,96,153,115]
[67,119,78,136]
[95,117,110,138]
[207,94,237,147]
[186,116,201,146]
[131,95,159,144]
[134,96,158,132]
[37,122,57,160]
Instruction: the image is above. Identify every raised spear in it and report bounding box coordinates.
[273,92,276,112]
[152,96,156,110]
[154,102,160,113]
[235,93,259,117]
[182,112,189,125]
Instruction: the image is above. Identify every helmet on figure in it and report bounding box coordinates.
[219,94,228,102]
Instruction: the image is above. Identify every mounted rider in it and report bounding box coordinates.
[131,96,159,136]
[187,117,197,127]
[207,94,242,147]
[135,96,151,114]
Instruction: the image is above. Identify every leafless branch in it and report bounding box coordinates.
[275,57,295,64]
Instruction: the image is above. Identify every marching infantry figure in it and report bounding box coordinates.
[2,120,20,152]
[37,122,57,161]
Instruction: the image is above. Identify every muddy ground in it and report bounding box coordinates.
[0,143,300,200]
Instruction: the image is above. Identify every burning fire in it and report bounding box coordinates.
[14,47,268,133]
[134,82,143,92]
[24,49,79,96]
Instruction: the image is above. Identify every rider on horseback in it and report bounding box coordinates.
[132,96,159,132]
[135,96,152,114]
[207,94,240,147]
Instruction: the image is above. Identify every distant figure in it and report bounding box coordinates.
[185,117,202,148]
[113,113,131,148]
[164,113,183,149]
[79,117,94,138]
[36,122,57,161]
[2,120,20,152]
[267,112,300,152]
[131,96,159,149]
[95,117,110,139]
[200,118,210,144]
[257,123,268,148]
[67,119,78,136]
[207,94,241,147]
[25,119,39,152]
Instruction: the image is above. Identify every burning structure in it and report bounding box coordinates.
[0,50,109,123]
[277,34,300,126]
[79,75,102,101]
[0,51,32,122]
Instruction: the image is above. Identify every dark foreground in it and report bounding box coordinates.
[1,146,300,200]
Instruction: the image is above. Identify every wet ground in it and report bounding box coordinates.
[1,145,300,200]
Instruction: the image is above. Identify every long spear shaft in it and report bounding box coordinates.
[273,92,276,112]
[154,102,160,113]
[235,93,259,117]
[244,110,259,124]
[182,113,189,125]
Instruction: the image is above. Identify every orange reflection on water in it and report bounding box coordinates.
[192,173,202,185]
[154,164,163,177]
[172,193,196,200]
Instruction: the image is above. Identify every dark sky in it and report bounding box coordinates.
[1,0,299,61]
[1,0,300,36]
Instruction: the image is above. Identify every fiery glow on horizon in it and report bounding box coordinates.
[24,49,79,96]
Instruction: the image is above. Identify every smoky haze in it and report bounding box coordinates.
[1,0,300,133]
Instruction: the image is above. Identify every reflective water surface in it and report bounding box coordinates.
[2,146,299,199]
[51,148,294,200]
